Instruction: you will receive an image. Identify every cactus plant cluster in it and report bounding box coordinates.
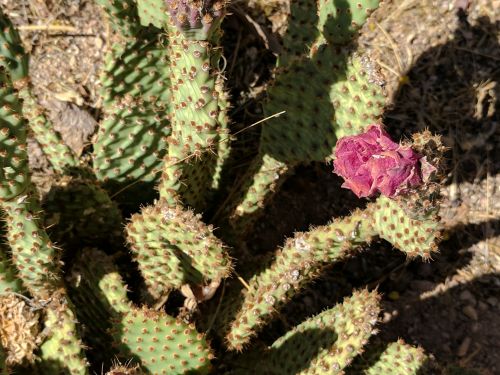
[0,0,455,374]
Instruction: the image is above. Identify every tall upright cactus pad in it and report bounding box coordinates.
[38,295,89,375]
[0,245,23,294]
[158,0,229,210]
[0,69,29,201]
[68,249,130,366]
[127,200,231,301]
[136,0,169,28]
[110,307,213,374]
[93,36,171,197]
[224,0,385,234]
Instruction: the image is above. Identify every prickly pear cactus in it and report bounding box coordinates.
[0,1,448,375]
[110,307,213,374]
[127,201,231,301]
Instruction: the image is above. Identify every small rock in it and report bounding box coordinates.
[457,337,471,357]
[478,301,488,311]
[471,323,480,333]
[382,312,392,323]
[462,305,478,320]
[459,290,476,305]
[486,297,498,307]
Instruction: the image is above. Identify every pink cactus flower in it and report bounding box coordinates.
[333,124,430,198]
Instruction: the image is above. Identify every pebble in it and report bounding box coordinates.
[462,305,478,320]
[471,322,481,333]
[478,301,488,311]
[486,297,498,307]
[459,290,476,305]
[457,337,471,357]
[382,312,392,323]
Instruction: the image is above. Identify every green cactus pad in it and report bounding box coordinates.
[226,207,375,350]
[352,339,429,375]
[68,248,130,365]
[279,0,320,65]
[317,0,381,46]
[224,154,291,238]
[0,70,29,201]
[137,0,169,28]
[43,176,122,248]
[0,9,28,82]
[110,307,213,374]
[16,85,78,173]
[262,51,386,163]
[38,295,89,375]
[0,244,23,294]
[279,0,381,65]
[93,37,171,196]
[96,0,140,38]
[2,191,62,300]
[0,10,77,173]
[266,289,380,374]
[372,196,441,259]
[166,33,222,153]
[126,200,231,301]
[157,13,227,210]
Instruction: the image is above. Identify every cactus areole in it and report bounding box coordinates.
[333,124,435,198]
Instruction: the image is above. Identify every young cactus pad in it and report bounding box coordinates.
[110,307,213,374]
[127,201,232,301]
